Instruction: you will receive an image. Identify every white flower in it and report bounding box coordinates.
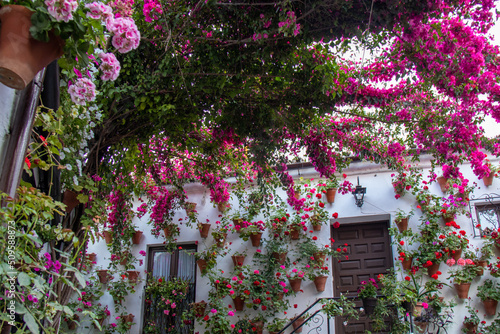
[45,0,78,23]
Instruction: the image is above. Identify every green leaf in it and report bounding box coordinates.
[17,272,31,287]
[73,270,86,288]
[24,312,40,334]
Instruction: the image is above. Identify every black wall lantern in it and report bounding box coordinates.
[352,176,366,207]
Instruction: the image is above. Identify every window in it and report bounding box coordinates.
[143,244,197,334]
[474,203,500,237]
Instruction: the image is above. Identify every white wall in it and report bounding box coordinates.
[86,155,500,333]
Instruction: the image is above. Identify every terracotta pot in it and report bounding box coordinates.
[184,202,197,214]
[426,262,440,277]
[272,252,287,265]
[413,302,424,317]
[436,176,449,193]
[199,223,211,238]
[215,233,227,248]
[120,252,129,266]
[276,292,284,301]
[395,217,408,232]
[232,295,245,311]
[496,244,500,252]
[65,314,79,330]
[163,225,175,238]
[121,314,134,323]
[312,224,322,231]
[483,299,498,316]
[402,257,413,271]
[313,252,326,265]
[294,190,300,199]
[233,218,243,232]
[127,270,140,284]
[290,229,300,240]
[477,260,488,267]
[97,269,110,284]
[362,297,378,316]
[131,231,143,244]
[414,321,428,333]
[463,322,478,333]
[250,232,262,247]
[217,201,229,212]
[288,278,302,292]
[483,172,494,187]
[454,282,471,299]
[103,231,113,244]
[231,255,245,267]
[450,249,462,261]
[191,301,207,316]
[62,190,80,213]
[196,259,208,273]
[0,5,64,90]
[291,316,305,333]
[87,253,97,262]
[442,214,455,224]
[326,188,337,203]
[313,275,328,292]
[252,320,264,334]
[0,322,12,334]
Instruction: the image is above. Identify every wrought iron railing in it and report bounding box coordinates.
[142,278,195,334]
[275,295,422,334]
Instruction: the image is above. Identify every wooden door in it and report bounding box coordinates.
[332,221,393,333]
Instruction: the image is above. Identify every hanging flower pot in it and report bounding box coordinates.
[436,176,449,193]
[294,190,300,199]
[215,233,227,248]
[217,201,229,212]
[450,249,462,261]
[395,218,408,233]
[454,282,471,299]
[326,188,337,204]
[87,253,97,262]
[233,218,243,232]
[62,190,80,213]
[232,295,245,311]
[103,231,113,244]
[442,213,455,224]
[190,300,207,316]
[184,202,197,215]
[483,171,494,187]
[127,271,140,284]
[251,320,264,334]
[401,257,413,271]
[476,261,487,276]
[426,262,440,277]
[414,321,428,334]
[413,302,424,317]
[312,223,322,231]
[0,5,64,90]
[482,299,498,316]
[196,259,208,274]
[231,255,245,267]
[290,229,300,240]
[272,252,287,265]
[463,322,478,334]
[313,252,326,265]
[121,314,135,323]
[132,230,143,245]
[199,223,211,238]
[313,275,328,292]
[120,252,129,266]
[97,269,111,284]
[250,232,263,247]
[361,297,378,316]
[0,322,12,334]
[163,225,175,238]
[291,316,305,333]
[288,278,302,292]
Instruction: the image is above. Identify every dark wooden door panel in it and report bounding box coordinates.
[332,221,393,334]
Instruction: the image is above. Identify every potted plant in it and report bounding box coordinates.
[239,220,265,247]
[462,300,480,333]
[477,279,500,316]
[0,0,139,94]
[357,278,379,315]
[487,228,500,251]
[318,177,339,204]
[108,275,136,311]
[305,265,329,292]
[198,219,212,238]
[291,313,309,333]
[321,294,359,320]
[447,258,477,299]
[394,208,414,233]
[231,250,247,268]
[91,303,111,330]
[212,225,230,248]
[194,244,224,274]
[442,232,469,260]
[265,236,289,265]
[267,317,288,334]
[286,267,306,292]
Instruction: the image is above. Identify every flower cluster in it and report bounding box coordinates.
[68,78,97,105]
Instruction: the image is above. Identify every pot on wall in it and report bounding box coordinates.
[454,282,471,299]
[288,278,302,292]
[326,188,337,203]
[0,5,64,90]
[97,269,111,284]
[483,172,494,187]
[313,275,328,292]
[483,299,498,316]
[131,231,143,244]
[199,223,211,238]
[291,316,305,333]
[361,297,378,316]
[272,252,287,265]
[231,255,245,267]
[395,217,408,232]
[232,295,245,311]
[250,232,262,247]
[190,301,207,316]
[103,231,113,244]
[127,270,140,284]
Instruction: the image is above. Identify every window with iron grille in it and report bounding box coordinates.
[474,203,500,237]
[143,244,196,334]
